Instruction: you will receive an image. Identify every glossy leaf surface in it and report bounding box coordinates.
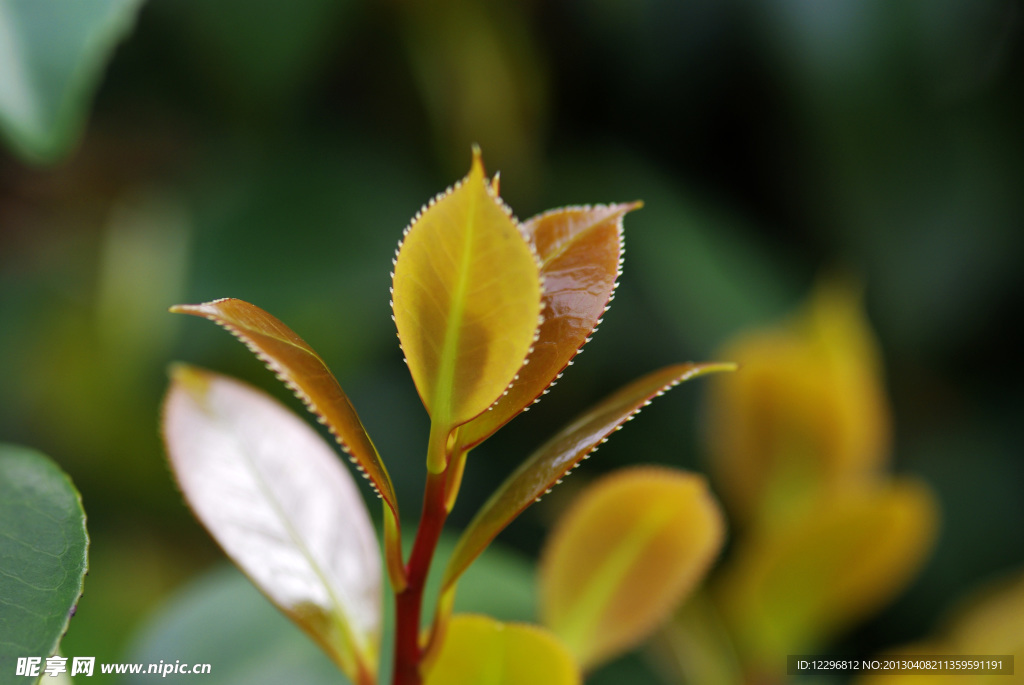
[170,299,398,518]
[162,366,381,683]
[392,148,542,436]
[443,362,735,592]
[540,467,725,669]
[460,203,637,449]
[718,479,938,660]
[424,615,580,685]
[0,445,89,672]
[0,0,144,163]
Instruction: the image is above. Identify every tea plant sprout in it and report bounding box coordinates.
[162,148,734,685]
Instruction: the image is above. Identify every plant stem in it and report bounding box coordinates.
[392,468,450,685]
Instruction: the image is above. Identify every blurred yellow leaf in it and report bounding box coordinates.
[539,466,726,670]
[424,614,580,685]
[717,479,938,665]
[858,570,1024,685]
[392,147,541,470]
[459,203,637,449]
[704,278,891,528]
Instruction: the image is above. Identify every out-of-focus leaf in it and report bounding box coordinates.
[717,480,938,663]
[424,615,580,685]
[126,565,343,685]
[169,299,398,520]
[705,278,891,529]
[856,569,1024,685]
[162,366,381,684]
[0,445,89,676]
[653,593,744,685]
[460,203,637,449]
[392,147,541,469]
[401,2,547,195]
[0,0,144,163]
[442,363,735,594]
[539,467,725,670]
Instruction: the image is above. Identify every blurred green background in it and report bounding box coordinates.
[1,0,1022,681]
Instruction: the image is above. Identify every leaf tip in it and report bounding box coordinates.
[168,363,211,400]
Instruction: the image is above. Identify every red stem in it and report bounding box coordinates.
[392,471,449,685]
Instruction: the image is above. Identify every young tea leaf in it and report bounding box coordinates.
[717,479,938,660]
[0,445,89,675]
[170,299,397,515]
[539,467,725,670]
[459,203,638,449]
[391,147,542,464]
[424,615,580,685]
[442,362,735,594]
[170,299,405,589]
[162,366,381,684]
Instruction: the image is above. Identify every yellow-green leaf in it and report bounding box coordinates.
[170,298,405,589]
[391,147,542,456]
[162,365,381,684]
[425,614,580,685]
[717,479,938,663]
[442,363,734,594]
[459,203,638,449]
[539,466,726,670]
[704,278,891,529]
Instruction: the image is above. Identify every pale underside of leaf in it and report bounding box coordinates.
[162,365,381,682]
[459,202,640,450]
[442,362,736,592]
[539,466,726,669]
[424,614,581,685]
[170,299,398,517]
[391,148,542,445]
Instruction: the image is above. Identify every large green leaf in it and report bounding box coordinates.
[0,445,89,679]
[162,366,381,685]
[0,0,144,163]
[442,362,735,594]
[391,147,542,471]
[459,203,637,449]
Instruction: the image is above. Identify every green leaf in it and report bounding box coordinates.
[170,298,405,590]
[424,615,580,685]
[0,0,144,163]
[0,445,89,675]
[539,467,725,670]
[391,147,542,470]
[126,565,343,685]
[459,203,638,449]
[442,362,735,594]
[162,365,381,684]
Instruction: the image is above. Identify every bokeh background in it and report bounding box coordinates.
[1,0,1022,682]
